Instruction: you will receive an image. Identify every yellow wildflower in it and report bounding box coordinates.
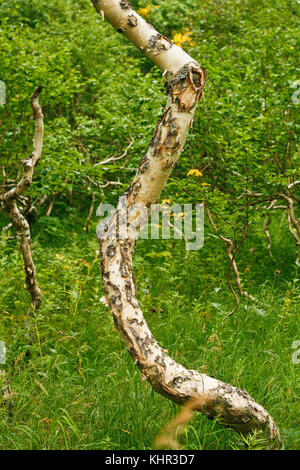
[161,199,172,205]
[172,31,194,47]
[283,289,292,312]
[137,5,151,17]
[201,182,210,187]
[187,169,202,177]
[244,267,251,272]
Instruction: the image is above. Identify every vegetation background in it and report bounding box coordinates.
[0,0,299,450]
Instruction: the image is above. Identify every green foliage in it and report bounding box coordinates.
[0,211,299,449]
[0,0,165,203]
[1,0,298,248]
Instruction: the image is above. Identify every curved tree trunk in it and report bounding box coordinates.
[3,87,44,324]
[91,0,281,446]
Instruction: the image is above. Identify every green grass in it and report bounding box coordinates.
[0,207,299,450]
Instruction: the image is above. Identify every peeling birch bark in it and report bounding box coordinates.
[91,0,281,446]
[3,87,44,324]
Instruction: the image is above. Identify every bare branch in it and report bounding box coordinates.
[206,206,255,315]
[263,200,278,258]
[85,193,96,233]
[94,137,135,166]
[288,180,300,190]
[3,87,44,324]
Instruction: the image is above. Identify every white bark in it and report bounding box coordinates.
[91,0,281,446]
[3,87,44,323]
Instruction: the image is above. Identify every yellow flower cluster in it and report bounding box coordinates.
[187,169,202,177]
[172,31,194,47]
[283,290,291,312]
[137,5,151,17]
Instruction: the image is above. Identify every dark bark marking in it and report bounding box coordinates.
[138,156,150,175]
[120,0,132,9]
[166,63,207,113]
[146,34,173,56]
[106,245,117,258]
[127,14,137,27]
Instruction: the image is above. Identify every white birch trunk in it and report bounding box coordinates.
[90,0,281,446]
[3,87,44,323]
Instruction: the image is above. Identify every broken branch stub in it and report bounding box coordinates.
[91,0,281,446]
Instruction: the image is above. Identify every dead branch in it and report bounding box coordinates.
[46,193,58,217]
[94,137,135,166]
[206,206,255,315]
[263,200,278,257]
[85,193,96,233]
[3,86,44,324]
[154,396,211,449]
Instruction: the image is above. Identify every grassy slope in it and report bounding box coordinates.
[0,205,299,450]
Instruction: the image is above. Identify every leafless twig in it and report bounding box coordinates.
[94,137,135,166]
